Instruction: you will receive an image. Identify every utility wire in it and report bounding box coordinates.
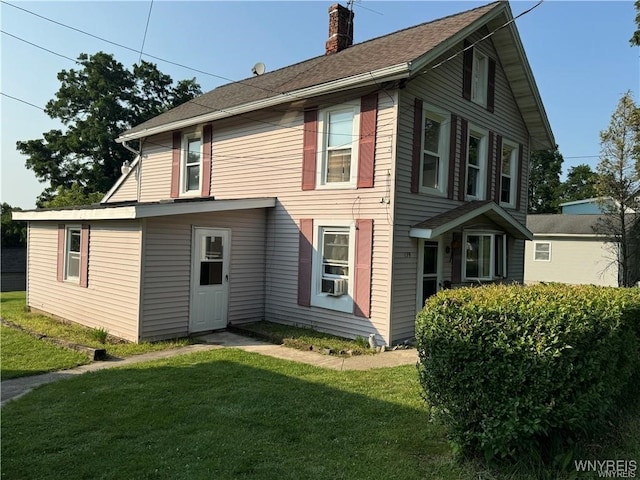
[138,0,154,64]
[1,30,78,63]
[1,92,46,111]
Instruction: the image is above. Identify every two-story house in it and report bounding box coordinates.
[15,1,554,345]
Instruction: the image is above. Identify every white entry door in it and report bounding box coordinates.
[190,228,230,333]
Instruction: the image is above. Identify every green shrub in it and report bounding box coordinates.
[416,284,640,462]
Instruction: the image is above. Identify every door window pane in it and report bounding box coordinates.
[200,262,222,285]
[203,236,223,260]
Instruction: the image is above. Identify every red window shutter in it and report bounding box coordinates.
[302,109,318,191]
[516,144,524,210]
[411,98,423,193]
[57,224,65,282]
[357,93,378,188]
[487,58,496,113]
[201,124,212,197]
[354,219,373,318]
[486,131,495,201]
[297,219,313,306]
[171,131,181,198]
[457,118,469,201]
[494,135,503,204]
[462,40,473,101]
[447,114,458,199]
[79,223,90,288]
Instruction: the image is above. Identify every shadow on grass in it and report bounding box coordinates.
[1,349,460,480]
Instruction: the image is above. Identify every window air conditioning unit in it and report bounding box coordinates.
[327,278,348,296]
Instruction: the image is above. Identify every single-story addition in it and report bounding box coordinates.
[14,1,554,345]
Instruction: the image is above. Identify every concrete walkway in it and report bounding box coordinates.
[1,331,417,407]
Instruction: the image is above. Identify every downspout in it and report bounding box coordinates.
[120,139,144,202]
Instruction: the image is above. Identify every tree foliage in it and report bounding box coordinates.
[594,91,640,287]
[1,203,26,248]
[558,164,598,203]
[17,52,201,207]
[528,147,563,213]
[40,185,105,209]
[631,0,640,46]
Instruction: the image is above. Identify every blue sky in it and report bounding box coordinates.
[1,1,637,209]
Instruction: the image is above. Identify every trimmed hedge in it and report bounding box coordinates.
[416,284,640,461]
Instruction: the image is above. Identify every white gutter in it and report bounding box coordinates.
[12,197,277,221]
[116,63,410,143]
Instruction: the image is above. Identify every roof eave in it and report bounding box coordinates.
[12,197,277,221]
[117,63,411,143]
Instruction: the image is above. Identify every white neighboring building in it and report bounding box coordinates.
[524,215,619,287]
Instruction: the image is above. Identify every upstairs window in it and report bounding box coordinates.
[500,140,518,208]
[466,126,487,200]
[471,50,488,106]
[318,104,359,187]
[182,132,202,194]
[420,106,449,195]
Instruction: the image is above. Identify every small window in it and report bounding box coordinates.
[182,132,202,194]
[534,241,551,262]
[500,140,518,208]
[464,232,507,281]
[471,50,488,106]
[420,106,449,195]
[466,127,487,200]
[318,104,359,187]
[65,227,81,280]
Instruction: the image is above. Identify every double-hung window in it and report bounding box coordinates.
[420,106,449,194]
[534,241,551,262]
[65,226,81,281]
[471,50,488,107]
[182,132,202,194]
[464,232,507,281]
[311,221,355,312]
[318,104,359,186]
[466,126,487,199]
[500,140,518,208]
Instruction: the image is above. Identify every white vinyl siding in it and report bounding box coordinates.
[106,167,138,203]
[140,209,268,341]
[26,222,142,341]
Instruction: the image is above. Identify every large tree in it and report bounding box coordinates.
[558,164,598,203]
[528,146,563,214]
[17,52,201,206]
[594,91,640,287]
[631,0,640,46]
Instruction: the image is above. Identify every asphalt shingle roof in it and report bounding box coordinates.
[123,2,500,136]
[526,215,602,235]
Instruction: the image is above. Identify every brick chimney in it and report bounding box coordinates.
[325,4,354,55]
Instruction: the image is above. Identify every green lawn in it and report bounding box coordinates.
[0,292,192,379]
[1,325,89,380]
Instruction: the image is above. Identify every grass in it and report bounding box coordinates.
[1,325,89,380]
[1,292,193,378]
[235,321,376,356]
[2,348,637,479]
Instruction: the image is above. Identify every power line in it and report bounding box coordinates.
[1,92,46,111]
[1,30,78,63]
[138,0,154,64]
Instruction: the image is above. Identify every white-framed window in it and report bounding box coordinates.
[311,220,355,312]
[420,105,450,195]
[181,131,202,195]
[463,231,507,281]
[471,50,488,106]
[500,140,518,208]
[317,103,360,187]
[65,226,81,281]
[466,126,488,200]
[533,241,551,262]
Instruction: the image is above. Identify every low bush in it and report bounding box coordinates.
[416,283,640,463]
